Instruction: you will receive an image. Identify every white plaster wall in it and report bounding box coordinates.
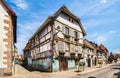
[40,42,51,53]
[56,13,82,32]
[55,14,84,44]
[54,21,64,38]
[46,32,51,40]
[0,2,9,68]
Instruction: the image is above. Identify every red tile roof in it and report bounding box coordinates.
[1,0,16,15]
[23,42,31,51]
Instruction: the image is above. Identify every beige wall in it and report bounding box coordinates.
[0,1,13,75]
[0,1,9,68]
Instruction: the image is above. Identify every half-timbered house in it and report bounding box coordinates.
[83,39,96,67]
[23,5,86,72]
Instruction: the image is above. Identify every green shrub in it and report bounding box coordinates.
[76,62,85,66]
[98,61,103,64]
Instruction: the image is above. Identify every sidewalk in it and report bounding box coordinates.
[53,63,110,74]
[81,61,120,74]
[50,63,111,78]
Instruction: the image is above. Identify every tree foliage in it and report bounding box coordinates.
[108,52,114,63]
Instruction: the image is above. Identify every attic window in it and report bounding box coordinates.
[68,18,74,23]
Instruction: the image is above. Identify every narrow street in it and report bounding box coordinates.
[10,62,120,78]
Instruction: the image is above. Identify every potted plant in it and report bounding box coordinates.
[76,62,85,72]
[98,61,103,67]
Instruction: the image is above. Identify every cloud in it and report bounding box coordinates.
[100,0,108,4]
[11,0,28,10]
[16,20,42,54]
[88,30,118,44]
[69,0,118,18]
[110,49,120,53]
[91,32,98,37]
[108,30,118,34]
[95,35,107,44]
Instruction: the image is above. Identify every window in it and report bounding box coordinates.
[65,42,69,51]
[64,27,69,35]
[72,19,74,23]
[31,40,34,47]
[35,35,38,41]
[74,31,79,41]
[74,31,78,38]
[69,18,71,21]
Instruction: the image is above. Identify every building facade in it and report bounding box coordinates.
[23,5,86,72]
[90,42,109,66]
[0,0,17,76]
[83,39,96,67]
[97,44,109,64]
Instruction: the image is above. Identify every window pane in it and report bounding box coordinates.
[64,27,69,35]
[74,31,77,38]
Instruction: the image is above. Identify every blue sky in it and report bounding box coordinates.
[6,0,120,54]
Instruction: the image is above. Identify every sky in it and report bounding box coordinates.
[5,0,120,54]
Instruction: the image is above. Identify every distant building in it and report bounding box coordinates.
[83,39,97,67]
[114,53,120,58]
[23,5,86,72]
[17,54,24,60]
[0,0,17,76]
[98,44,109,61]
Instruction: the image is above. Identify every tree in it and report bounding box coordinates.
[108,52,114,63]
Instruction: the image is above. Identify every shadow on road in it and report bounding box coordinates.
[88,76,96,78]
[21,64,52,73]
[21,64,41,72]
[111,64,120,66]
[112,67,120,70]
[113,72,120,78]
[74,70,82,72]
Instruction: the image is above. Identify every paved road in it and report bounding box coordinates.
[74,63,120,78]
[7,62,120,78]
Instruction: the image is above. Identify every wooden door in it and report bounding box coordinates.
[59,57,68,71]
